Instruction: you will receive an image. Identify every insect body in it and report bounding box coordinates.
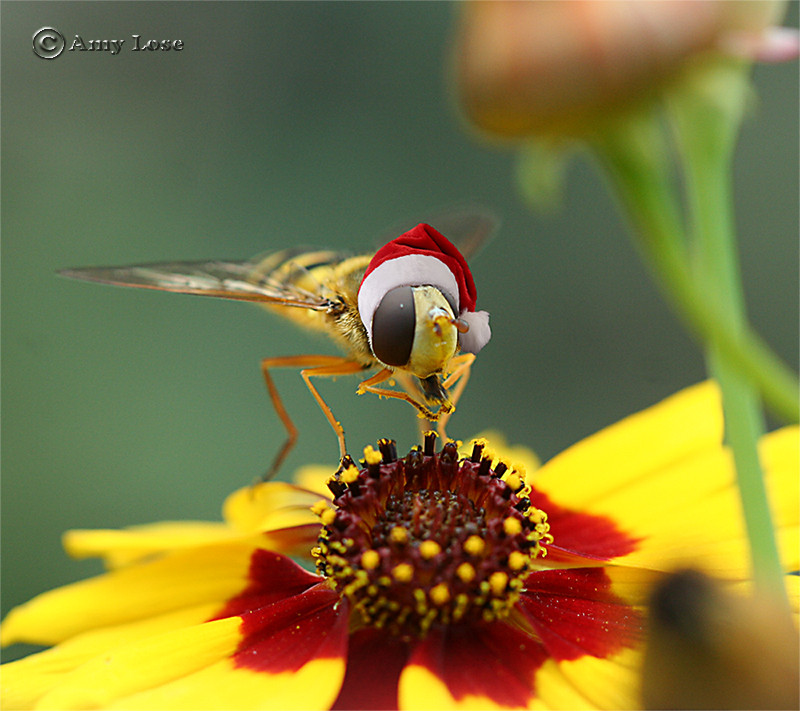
[60,218,493,477]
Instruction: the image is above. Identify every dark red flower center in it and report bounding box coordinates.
[313,433,552,638]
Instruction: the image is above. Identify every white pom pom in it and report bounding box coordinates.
[459,310,491,354]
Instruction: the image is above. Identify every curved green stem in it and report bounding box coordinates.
[668,61,789,611]
[593,111,798,425]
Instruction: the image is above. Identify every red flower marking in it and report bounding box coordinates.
[232,584,348,673]
[332,628,411,710]
[210,509,642,704]
[518,568,643,661]
[411,621,550,707]
[210,550,348,673]
[403,568,642,707]
[529,489,642,562]
[213,549,321,619]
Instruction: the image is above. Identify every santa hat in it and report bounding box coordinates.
[357,223,491,355]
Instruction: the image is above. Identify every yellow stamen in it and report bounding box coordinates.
[504,472,522,492]
[456,562,476,583]
[311,500,329,517]
[463,535,485,556]
[363,446,382,466]
[503,517,523,536]
[430,583,451,605]
[489,571,509,596]
[342,465,360,483]
[389,526,409,544]
[419,540,441,559]
[529,507,548,525]
[320,508,336,526]
[508,551,528,570]
[392,563,414,582]
[361,550,380,570]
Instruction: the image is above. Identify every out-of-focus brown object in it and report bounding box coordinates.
[641,569,799,710]
[453,0,785,138]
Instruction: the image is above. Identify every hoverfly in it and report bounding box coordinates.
[60,211,495,478]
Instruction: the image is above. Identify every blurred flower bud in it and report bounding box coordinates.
[453,1,796,138]
[641,569,799,710]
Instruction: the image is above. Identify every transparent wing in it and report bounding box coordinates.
[58,258,333,311]
[379,206,500,261]
[58,208,498,307]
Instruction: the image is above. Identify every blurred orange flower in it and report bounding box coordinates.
[453,0,793,138]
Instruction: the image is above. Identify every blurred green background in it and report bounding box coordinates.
[2,2,797,661]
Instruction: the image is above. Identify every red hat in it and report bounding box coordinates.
[358,223,491,354]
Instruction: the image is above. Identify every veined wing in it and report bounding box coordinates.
[378,206,499,261]
[58,258,333,311]
[426,207,499,261]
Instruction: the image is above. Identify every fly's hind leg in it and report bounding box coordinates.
[260,355,367,481]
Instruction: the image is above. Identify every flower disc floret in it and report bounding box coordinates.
[313,433,552,637]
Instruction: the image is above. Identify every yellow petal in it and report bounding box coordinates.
[34,617,242,710]
[761,426,799,532]
[64,522,246,569]
[580,426,798,575]
[222,482,324,534]
[1,604,221,711]
[532,659,596,709]
[1,542,256,646]
[533,381,723,510]
[399,663,541,711]
[602,565,663,606]
[547,649,641,710]
[531,380,796,578]
[292,465,337,496]
[109,655,346,711]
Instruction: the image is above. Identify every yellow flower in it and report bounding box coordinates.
[452,0,794,138]
[2,382,797,710]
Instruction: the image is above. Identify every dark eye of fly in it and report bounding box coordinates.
[371,285,415,366]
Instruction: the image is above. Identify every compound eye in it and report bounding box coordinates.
[371,285,415,366]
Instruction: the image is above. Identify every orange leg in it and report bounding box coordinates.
[260,355,367,480]
[357,367,443,421]
[436,353,475,441]
[395,353,475,440]
[390,353,476,441]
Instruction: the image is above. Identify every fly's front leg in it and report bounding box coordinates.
[357,368,441,421]
[398,354,474,442]
[260,355,366,481]
[436,353,475,441]
[390,371,450,441]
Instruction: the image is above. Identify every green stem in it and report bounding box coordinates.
[593,112,798,425]
[668,62,790,611]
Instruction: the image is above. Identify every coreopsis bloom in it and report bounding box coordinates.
[2,382,797,709]
[453,0,798,138]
